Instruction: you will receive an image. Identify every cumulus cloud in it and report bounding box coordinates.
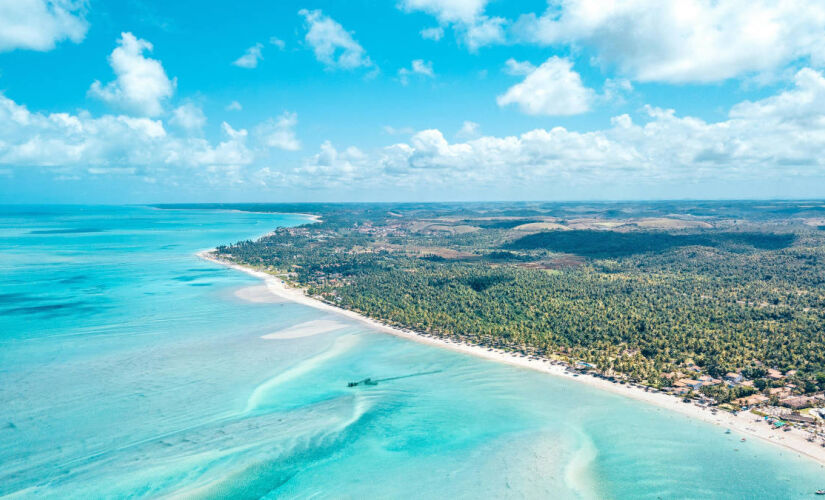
[170,103,206,131]
[298,9,373,70]
[456,120,480,140]
[232,42,263,68]
[513,0,825,83]
[399,0,505,50]
[497,56,593,115]
[0,93,254,179]
[225,100,242,111]
[255,141,372,189]
[255,111,300,151]
[0,0,88,52]
[260,67,825,192]
[88,32,175,117]
[398,59,434,85]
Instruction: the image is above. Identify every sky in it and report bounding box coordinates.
[2,0,825,203]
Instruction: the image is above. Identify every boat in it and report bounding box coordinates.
[740,438,747,442]
[347,377,378,387]
[725,429,731,434]
[815,489,825,495]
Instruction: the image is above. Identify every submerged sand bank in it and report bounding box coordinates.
[261,319,349,339]
[198,249,825,468]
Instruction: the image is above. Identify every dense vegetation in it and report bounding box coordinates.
[191,201,825,394]
[507,230,795,257]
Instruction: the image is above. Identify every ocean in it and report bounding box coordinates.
[1,205,822,498]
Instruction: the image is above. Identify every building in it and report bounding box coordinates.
[785,412,816,425]
[779,396,816,410]
[674,378,703,390]
[768,387,792,398]
[733,394,768,407]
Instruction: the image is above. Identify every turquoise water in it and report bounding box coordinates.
[1,206,823,499]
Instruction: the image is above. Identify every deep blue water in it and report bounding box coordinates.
[0,205,823,498]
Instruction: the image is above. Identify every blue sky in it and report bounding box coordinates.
[2,0,825,203]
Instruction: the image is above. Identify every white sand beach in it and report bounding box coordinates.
[199,250,825,468]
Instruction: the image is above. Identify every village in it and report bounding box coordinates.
[570,359,825,445]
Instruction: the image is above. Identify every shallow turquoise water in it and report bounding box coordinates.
[1,205,823,498]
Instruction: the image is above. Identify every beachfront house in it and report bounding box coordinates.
[733,394,768,407]
[674,378,703,390]
[784,412,816,425]
[698,375,722,386]
[780,396,816,410]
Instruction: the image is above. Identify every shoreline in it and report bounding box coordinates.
[198,249,825,468]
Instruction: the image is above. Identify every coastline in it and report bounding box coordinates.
[198,249,825,468]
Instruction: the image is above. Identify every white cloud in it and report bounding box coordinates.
[456,120,480,140]
[225,100,242,111]
[0,0,88,52]
[10,62,825,195]
[257,140,370,188]
[255,111,300,151]
[298,9,372,70]
[88,32,175,117]
[400,0,486,24]
[399,0,505,51]
[232,42,263,68]
[497,56,593,116]
[462,16,506,50]
[601,78,633,104]
[0,93,254,177]
[729,68,825,125]
[261,67,825,193]
[503,58,535,76]
[420,26,444,41]
[269,36,285,49]
[170,103,206,131]
[398,59,434,85]
[513,0,825,83]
